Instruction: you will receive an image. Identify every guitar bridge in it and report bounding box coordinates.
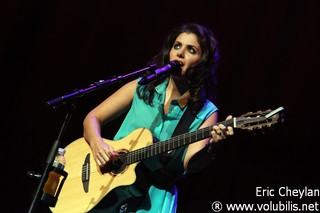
[82,153,90,193]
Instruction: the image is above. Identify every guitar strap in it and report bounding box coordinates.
[171,76,194,137]
[172,105,195,137]
[160,105,195,164]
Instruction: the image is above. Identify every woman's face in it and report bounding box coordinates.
[169,32,202,76]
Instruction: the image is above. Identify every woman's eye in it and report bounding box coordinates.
[173,43,181,49]
[188,47,196,54]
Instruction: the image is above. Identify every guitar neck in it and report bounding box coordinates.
[124,119,235,164]
[121,104,284,164]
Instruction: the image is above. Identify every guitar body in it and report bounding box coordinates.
[50,128,153,213]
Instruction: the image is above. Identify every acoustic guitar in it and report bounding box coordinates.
[49,106,284,212]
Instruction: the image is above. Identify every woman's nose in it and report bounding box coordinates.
[177,51,184,58]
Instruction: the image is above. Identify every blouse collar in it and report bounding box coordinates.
[155,78,190,109]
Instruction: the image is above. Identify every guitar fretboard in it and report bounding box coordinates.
[123,119,234,164]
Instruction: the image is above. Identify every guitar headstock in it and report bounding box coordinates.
[234,106,284,131]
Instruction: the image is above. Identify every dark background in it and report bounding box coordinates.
[1,0,319,212]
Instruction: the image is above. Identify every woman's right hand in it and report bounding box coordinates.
[90,139,119,167]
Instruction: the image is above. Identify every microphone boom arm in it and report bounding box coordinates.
[46,64,157,110]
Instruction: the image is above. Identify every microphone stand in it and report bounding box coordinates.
[27,64,156,213]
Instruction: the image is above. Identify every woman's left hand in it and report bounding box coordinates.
[210,115,234,143]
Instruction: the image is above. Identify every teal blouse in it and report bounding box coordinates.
[112,78,218,213]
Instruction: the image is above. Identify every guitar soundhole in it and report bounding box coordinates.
[100,150,128,176]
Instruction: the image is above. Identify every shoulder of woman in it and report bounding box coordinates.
[203,99,218,112]
[121,79,139,90]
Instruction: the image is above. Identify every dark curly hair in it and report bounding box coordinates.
[137,23,219,115]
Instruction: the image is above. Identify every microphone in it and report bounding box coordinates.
[138,60,182,85]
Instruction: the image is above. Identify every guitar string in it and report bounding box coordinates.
[117,115,274,164]
[122,125,215,164]
[113,112,280,172]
